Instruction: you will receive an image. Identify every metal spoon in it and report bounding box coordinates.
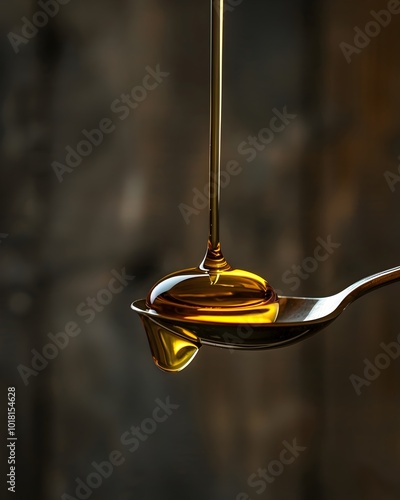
[132,265,400,352]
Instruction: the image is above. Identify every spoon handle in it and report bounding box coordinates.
[340,265,400,307]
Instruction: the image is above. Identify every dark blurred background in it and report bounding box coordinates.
[1,0,400,499]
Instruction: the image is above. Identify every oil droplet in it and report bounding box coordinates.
[140,316,201,372]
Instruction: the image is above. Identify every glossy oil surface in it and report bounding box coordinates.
[147,245,279,325]
[141,245,279,372]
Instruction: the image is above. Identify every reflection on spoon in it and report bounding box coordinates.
[131,266,400,372]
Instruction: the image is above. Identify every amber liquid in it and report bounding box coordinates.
[141,0,279,372]
[147,244,278,325]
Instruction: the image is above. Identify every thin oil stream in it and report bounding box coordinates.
[141,0,279,372]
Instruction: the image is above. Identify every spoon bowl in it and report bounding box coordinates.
[131,265,400,370]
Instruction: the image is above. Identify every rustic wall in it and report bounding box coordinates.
[1,0,400,499]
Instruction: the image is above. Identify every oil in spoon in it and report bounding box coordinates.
[140,0,279,372]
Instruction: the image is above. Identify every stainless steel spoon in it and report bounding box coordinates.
[132,265,400,353]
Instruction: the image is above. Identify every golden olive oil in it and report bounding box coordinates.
[140,0,279,372]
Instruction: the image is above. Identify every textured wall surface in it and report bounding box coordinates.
[1,0,400,499]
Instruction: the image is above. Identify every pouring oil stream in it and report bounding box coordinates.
[133,0,280,371]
